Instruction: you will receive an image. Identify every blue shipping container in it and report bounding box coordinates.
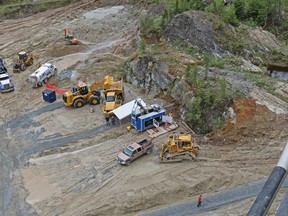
[42,89,56,103]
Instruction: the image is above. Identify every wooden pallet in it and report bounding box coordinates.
[147,123,179,138]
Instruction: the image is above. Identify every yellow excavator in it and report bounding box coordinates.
[160,133,200,162]
[62,76,113,108]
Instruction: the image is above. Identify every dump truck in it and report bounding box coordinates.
[62,76,113,108]
[116,138,154,166]
[29,63,57,88]
[102,77,124,115]
[160,133,199,162]
[13,50,34,73]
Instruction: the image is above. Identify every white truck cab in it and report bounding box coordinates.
[0,73,14,93]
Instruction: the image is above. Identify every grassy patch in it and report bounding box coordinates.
[0,0,77,19]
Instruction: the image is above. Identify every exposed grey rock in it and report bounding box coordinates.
[164,11,227,53]
[182,91,195,107]
[151,61,174,91]
[171,77,189,101]
[223,107,237,124]
[241,58,263,73]
[125,56,174,93]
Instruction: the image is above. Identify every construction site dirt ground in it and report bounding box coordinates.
[0,1,288,216]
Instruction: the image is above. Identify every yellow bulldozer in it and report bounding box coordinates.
[62,76,114,108]
[13,50,34,73]
[102,77,124,115]
[160,133,200,162]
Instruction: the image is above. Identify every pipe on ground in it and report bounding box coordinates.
[247,141,288,216]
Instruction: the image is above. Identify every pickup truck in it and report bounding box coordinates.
[116,138,154,166]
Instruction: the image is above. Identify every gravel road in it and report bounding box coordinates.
[140,177,288,216]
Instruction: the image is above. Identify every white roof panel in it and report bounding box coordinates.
[112,98,146,120]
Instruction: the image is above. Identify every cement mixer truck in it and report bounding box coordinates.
[29,63,57,88]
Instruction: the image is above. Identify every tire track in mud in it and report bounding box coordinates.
[0,131,38,216]
[0,102,130,216]
[1,100,128,216]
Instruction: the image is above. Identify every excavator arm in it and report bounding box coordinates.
[89,75,113,93]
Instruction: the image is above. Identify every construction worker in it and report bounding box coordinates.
[213,68,217,76]
[111,115,116,126]
[197,194,202,207]
[105,115,110,126]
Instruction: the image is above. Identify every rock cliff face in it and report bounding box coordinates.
[124,9,288,132]
[164,11,227,53]
[125,56,175,93]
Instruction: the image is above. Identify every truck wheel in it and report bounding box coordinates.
[126,160,131,166]
[74,98,85,108]
[146,148,152,155]
[52,68,57,75]
[89,96,100,105]
[20,63,25,71]
[28,59,33,66]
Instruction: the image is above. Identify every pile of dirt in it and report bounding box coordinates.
[210,97,288,145]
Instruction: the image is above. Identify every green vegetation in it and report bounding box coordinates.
[139,11,164,38]
[0,0,77,19]
[140,0,288,38]
[138,39,147,58]
[185,66,232,133]
[243,72,288,102]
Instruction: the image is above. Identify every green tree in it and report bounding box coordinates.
[190,0,205,11]
[138,40,146,57]
[218,78,227,101]
[246,0,266,25]
[205,0,225,15]
[203,53,210,80]
[233,0,246,20]
[222,4,239,25]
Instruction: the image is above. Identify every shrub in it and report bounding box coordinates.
[138,39,146,57]
[140,12,164,38]
[222,4,239,25]
[186,76,231,133]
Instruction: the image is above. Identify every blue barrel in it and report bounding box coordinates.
[42,89,56,103]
